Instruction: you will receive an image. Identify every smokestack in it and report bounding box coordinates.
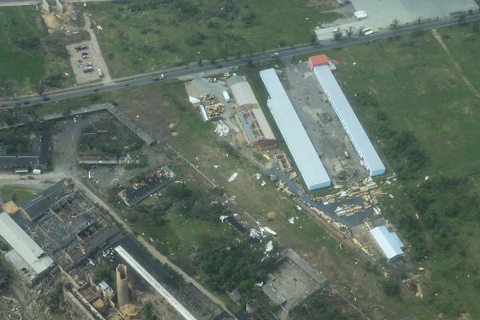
[116,264,129,308]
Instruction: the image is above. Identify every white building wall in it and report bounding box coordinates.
[313,65,385,177]
[260,68,331,190]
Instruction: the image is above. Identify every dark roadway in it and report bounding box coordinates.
[1,12,480,108]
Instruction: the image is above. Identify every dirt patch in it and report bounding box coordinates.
[2,201,19,214]
[42,13,60,32]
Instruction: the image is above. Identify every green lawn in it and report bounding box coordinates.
[78,115,144,156]
[0,186,36,204]
[97,81,432,319]
[0,7,75,96]
[319,23,480,318]
[89,0,341,77]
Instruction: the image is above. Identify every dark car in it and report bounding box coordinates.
[42,97,51,101]
[23,101,31,105]
[153,77,160,81]
[93,89,99,93]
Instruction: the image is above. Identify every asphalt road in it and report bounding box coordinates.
[1,12,480,108]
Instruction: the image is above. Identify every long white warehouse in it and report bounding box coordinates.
[115,246,197,320]
[313,63,385,176]
[260,68,331,190]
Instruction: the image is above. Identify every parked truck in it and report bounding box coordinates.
[222,90,232,102]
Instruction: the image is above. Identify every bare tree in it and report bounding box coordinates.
[357,27,364,36]
[346,26,355,38]
[391,19,400,30]
[333,29,343,41]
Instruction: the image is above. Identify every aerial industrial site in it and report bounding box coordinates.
[0,0,480,319]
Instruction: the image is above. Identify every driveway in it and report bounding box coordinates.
[84,13,113,83]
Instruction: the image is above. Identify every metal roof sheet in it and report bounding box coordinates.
[0,212,53,275]
[370,226,405,260]
[313,65,385,176]
[227,76,258,107]
[21,179,68,221]
[260,68,331,190]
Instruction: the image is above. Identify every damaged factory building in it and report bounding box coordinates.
[0,179,121,282]
[228,75,277,150]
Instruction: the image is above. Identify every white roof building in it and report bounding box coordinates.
[227,75,259,107]
[370,225,405,261]
[313,65,386,176]
[0,212,54,282]
[260,68,331,190]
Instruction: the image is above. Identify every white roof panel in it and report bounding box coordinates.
[260,69,331,190]
[0,212,53,275]
[314,65,385,176]
[227,76,259,107]
[370,226,405,260]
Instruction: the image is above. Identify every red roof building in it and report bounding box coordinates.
[308,54,330,70]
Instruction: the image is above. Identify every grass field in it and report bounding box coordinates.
[318,22,480,318]
[0,7,74,96]
[88,0,341,77]
[90,81,435,319]
[0,186,36,204]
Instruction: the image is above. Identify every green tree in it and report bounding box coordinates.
[345,26,355,38]
[333,29,343,41]
[383,280,400,297]
[46,281,64,311]
[93,263,114,286]
[142,302,158,320]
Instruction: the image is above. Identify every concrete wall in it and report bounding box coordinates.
[41,0,50,12]
[116,264,129,308]
[55,0,64,12]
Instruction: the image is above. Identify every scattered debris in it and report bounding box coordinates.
[265,241,273,252]
[288,217,295,224]
[264,227,277,236]
[228,172,238,182]
[215,121,230,137]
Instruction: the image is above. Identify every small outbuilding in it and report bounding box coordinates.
[370,225,405,261]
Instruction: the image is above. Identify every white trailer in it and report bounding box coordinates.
[222,90,231,103]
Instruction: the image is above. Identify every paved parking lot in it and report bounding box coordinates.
[66,41,102,84]
[282,62,368,185]
[316,0,478,40]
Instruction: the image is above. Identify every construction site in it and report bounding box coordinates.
[262,249,328,318]
[183,69,403,266]
[1,179,121,276]
[0,176,239,320]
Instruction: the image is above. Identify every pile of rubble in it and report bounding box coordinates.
[313,181,383,217]
[310,207,352,238]
[199,94,225,121]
